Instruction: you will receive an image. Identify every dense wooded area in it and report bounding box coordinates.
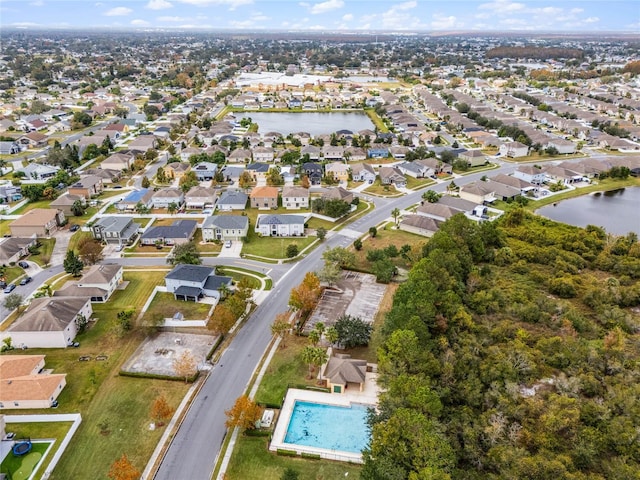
[364,211,640,480]
[485,47,584,60]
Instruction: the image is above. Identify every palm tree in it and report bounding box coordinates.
[301,345,316,379]
[391,207,401,227]
[311,348,329,383]
[218,282,231,300]
[167,202,178,215]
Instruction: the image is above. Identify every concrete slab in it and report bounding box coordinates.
[121,332,219,377]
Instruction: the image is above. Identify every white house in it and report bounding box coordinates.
[499,141,529,158]
[255,214,306,237]
[201,215,249,241]
[53,264,123,303]
[151,187,184,209]
[513,165,546,185]
[282,186,310,210]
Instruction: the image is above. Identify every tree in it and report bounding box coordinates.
[3,293,24,314]
[141,176,150,188]
[369,226,378,238]
[372,258,396,283]
[168,241,201,265]
[322,246,355,268]
[391,208,401,227]
[286,244,299,258]
[422,190,441,203]
[289,272,321,315]
[316,226,327,241]
[150,395,174,426]
[334,315,373,348]
[266,167,284,186]
[354,238,363,251]
[179,171,199,193]
[71,199,85,216]
[280,468,300,480]
[108,453,140,480]
[317,261,341,286]
[209,304,236,335]
[173,350,197,382]
[271,313,291,348]
[301,345,327,379]
[239,171,254,190]
[325,326,339,346]
[117,309,134,334]
[135,202,150,215]
[225,395,262,432]
[167,202,178,215]
[64,249,84,276]
[78,238,104,265]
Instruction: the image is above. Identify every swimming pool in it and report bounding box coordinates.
[283,401,371,454]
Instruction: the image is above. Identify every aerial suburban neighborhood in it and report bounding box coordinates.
[0,5,639,479]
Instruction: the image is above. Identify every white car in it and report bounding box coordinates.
[224,240,232,248]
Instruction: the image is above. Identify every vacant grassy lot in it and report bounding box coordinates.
[243,233,316,259]
[28,238,55,267]
[352,224,426,272]
[226,436,362,480]
[144,292,212,321]
[67,231,93,254]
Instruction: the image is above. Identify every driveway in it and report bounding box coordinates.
[50,230,74,265]
[216,240,242,258]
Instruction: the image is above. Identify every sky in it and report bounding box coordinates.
[1,0,638,32]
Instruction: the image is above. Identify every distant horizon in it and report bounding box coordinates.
[1,0,637,33]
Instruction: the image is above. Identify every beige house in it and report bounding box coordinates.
[0,355,66,409]
[324,162,349,183]
[458,150,487,167]
[49,193,86,217]
[185,186,218,209]
[3,296,93,348]
[68,175,104,199]
[282,186,309,210]
[320,352,367,394]
[101,152,133,171]
[0,237,37,265]
[10,208,65,237]
[399,214,441,237]
[53,264,123,303]
[250,186,279,209]
[163,162,191,181]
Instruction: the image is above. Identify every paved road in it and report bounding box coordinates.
[152,165,511,480]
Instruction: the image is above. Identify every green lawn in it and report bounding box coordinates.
[28,238,56,267]
[144,291,212,321]
[363,180,400,196]
[12,200,52,215]
[216,267,262,289]
[352,223,426,272]
[0,441,51,480]
[243,234,316,259]
[0,265,25,284]
[405,176,435,190]
[226,436,362,480]
[67,231,93,253]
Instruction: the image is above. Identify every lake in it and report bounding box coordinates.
[235,111,375,136]
[537,187,640,236]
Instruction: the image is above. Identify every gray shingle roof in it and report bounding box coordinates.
[141,220,197,241]
[256,214,305,226]
[202,215,248,230]
[166,264,214,283]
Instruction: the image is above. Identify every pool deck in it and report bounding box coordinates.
[269,374,379,463]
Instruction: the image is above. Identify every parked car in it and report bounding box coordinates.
[19,276,32,286]
[70,224,79,232]
[18,261,29,269]
[4,283,16,294]
[0,280,6,289]
[225,240,232,248]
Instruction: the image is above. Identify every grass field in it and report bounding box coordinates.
[225,436,362,480]
[363,180,400,196]
[352,224,426,272]
[216,267,262,289]
[243,233,316,259]
[144,291,212,321]
[67,231,93,253]
[28,238,55,267]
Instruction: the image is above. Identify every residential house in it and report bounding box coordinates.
[399,215,441,237]
[344,147,366,162]
[253,146,275,163]
[459,182,496,204]
[416,157,452,175]
[490,173,537,194]
[3,296,92,348]
[246,162,273,183]
[185,186,217,210]
[0,141,20,155]
[141,219,197,246]
[151,187,184,209]
[379,166,407,188]
[91,216,140,245]
[282,186,310,210]
[544,166,583,186]
[547,138,576,154]
[68,175,104,199]
[513,165,546,185]
[82,168,121,184]
[322,146,345,161]
[389,146,410,160]
[165,264,232,302]
[101,152,133,171]
[250,186,279,210]
[163,162,191,181]
[49,193,85,217]
[351,163,376,183]
[116,188,154,211]
[499,141,529,158]
[0,355,66,409]
[221,165,245,183]
[322,186,354,205]
[217,190,248,211]
[18,132,48,149]
[180,147,203,162]
[325,162,349,183]
[128,134,158,151]
[437,196,480,214]
[0,237,37,265]
[202,215,249,241]
[20,163,59,180]
[301,162,323,185]
[228,148,252,163]
[10,208,65,237]
[416,203,463,222]
[301,145,321,161]
[483,180,520,201]
[192,162,218,181]
[458,150,487,167]
[0,184,21,203]
[53,264,123,303]
[255,214,306,237]
[367,147,389,158]
[397,161,432,179]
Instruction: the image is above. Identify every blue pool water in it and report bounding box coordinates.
[283,401,371,453]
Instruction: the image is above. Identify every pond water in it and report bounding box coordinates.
[537,187,640,236]
[234,111,374,136]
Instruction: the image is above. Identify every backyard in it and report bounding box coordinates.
[144,291,212,322]
[0,441,52,480]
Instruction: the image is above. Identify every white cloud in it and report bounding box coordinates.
[11,21,39,26]
[379,1,422,30]
[431,14,459,30]
[478,0,525,14]
[179,0,252,6]
[342,13,352,21]
[584,17,599,24]
[309,0,343,15]
[570,8,584,14]
[396,1,417,11]
[29,0,44,6]
[147,0,172,10]
[131,19,150,25]
[104,6,133,16]
[158,15,189,22]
